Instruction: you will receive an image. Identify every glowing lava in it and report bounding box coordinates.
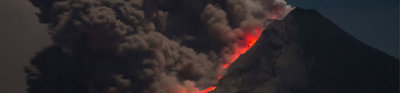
[200,26,263,93]
[223,26,263,69]
[199,86,217,93]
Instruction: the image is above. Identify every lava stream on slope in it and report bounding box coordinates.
[200,26,263,93]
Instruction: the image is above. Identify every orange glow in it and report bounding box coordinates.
[199,86,217,93]
[223,26,262,69]
[200,26,263,93]
[217,76,222,80]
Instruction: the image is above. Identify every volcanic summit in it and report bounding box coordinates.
[214,8,399,93]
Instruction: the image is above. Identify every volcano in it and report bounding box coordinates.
[213,8,399,93]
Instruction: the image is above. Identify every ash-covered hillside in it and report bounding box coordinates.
[214,8,399,93]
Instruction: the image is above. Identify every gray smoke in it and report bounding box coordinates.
[201,0,293,67]
[25,0,293,93]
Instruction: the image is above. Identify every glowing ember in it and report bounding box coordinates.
[200,26,263,93]
[199,86,217,93]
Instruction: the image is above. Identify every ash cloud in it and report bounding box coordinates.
[201,0,293,67]
[25,0,293,93]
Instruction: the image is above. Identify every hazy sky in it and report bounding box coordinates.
[0,0,51,93]
[0,0,398,93]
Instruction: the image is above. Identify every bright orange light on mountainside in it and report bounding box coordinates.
[201,26,263,93]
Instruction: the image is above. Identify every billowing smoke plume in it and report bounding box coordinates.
[25,0,293,93]
[201,0,293,70]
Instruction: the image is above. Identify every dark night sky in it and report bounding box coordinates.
[0,0,398,93]
[287,0,399,58]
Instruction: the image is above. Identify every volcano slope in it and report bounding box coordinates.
[214,8,399,93]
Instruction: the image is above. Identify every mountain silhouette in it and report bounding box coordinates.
[214,8,399,93]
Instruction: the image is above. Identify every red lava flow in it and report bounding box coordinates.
[200,26,263,93]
